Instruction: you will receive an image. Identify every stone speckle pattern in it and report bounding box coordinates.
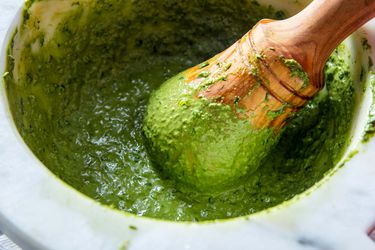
[0,235,21,250]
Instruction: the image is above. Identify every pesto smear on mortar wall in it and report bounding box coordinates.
[3,0,362,221]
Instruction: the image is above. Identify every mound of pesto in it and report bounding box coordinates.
[4,0,356,221]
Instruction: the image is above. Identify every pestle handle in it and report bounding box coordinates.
[260,0,375,87]
[198,0,375,128]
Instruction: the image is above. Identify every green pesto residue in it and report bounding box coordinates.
[281,57,310,87]
[3,0,364,221]
[363,71,375,142]
[267,103,290,120]
[361,40,375,142]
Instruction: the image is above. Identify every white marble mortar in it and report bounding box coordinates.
[0,0,375,249]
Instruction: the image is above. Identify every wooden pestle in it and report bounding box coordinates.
[186,0,375,129]
[144,0,375,192]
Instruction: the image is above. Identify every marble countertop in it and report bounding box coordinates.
[0,233,21,250]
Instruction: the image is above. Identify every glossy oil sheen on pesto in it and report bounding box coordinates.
[4,0,357,221]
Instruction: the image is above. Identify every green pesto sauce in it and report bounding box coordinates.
[281,57,310,87]
[4,0,357,221]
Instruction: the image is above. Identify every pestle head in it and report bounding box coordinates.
[143,21,318,192]
[143,71,277,192]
